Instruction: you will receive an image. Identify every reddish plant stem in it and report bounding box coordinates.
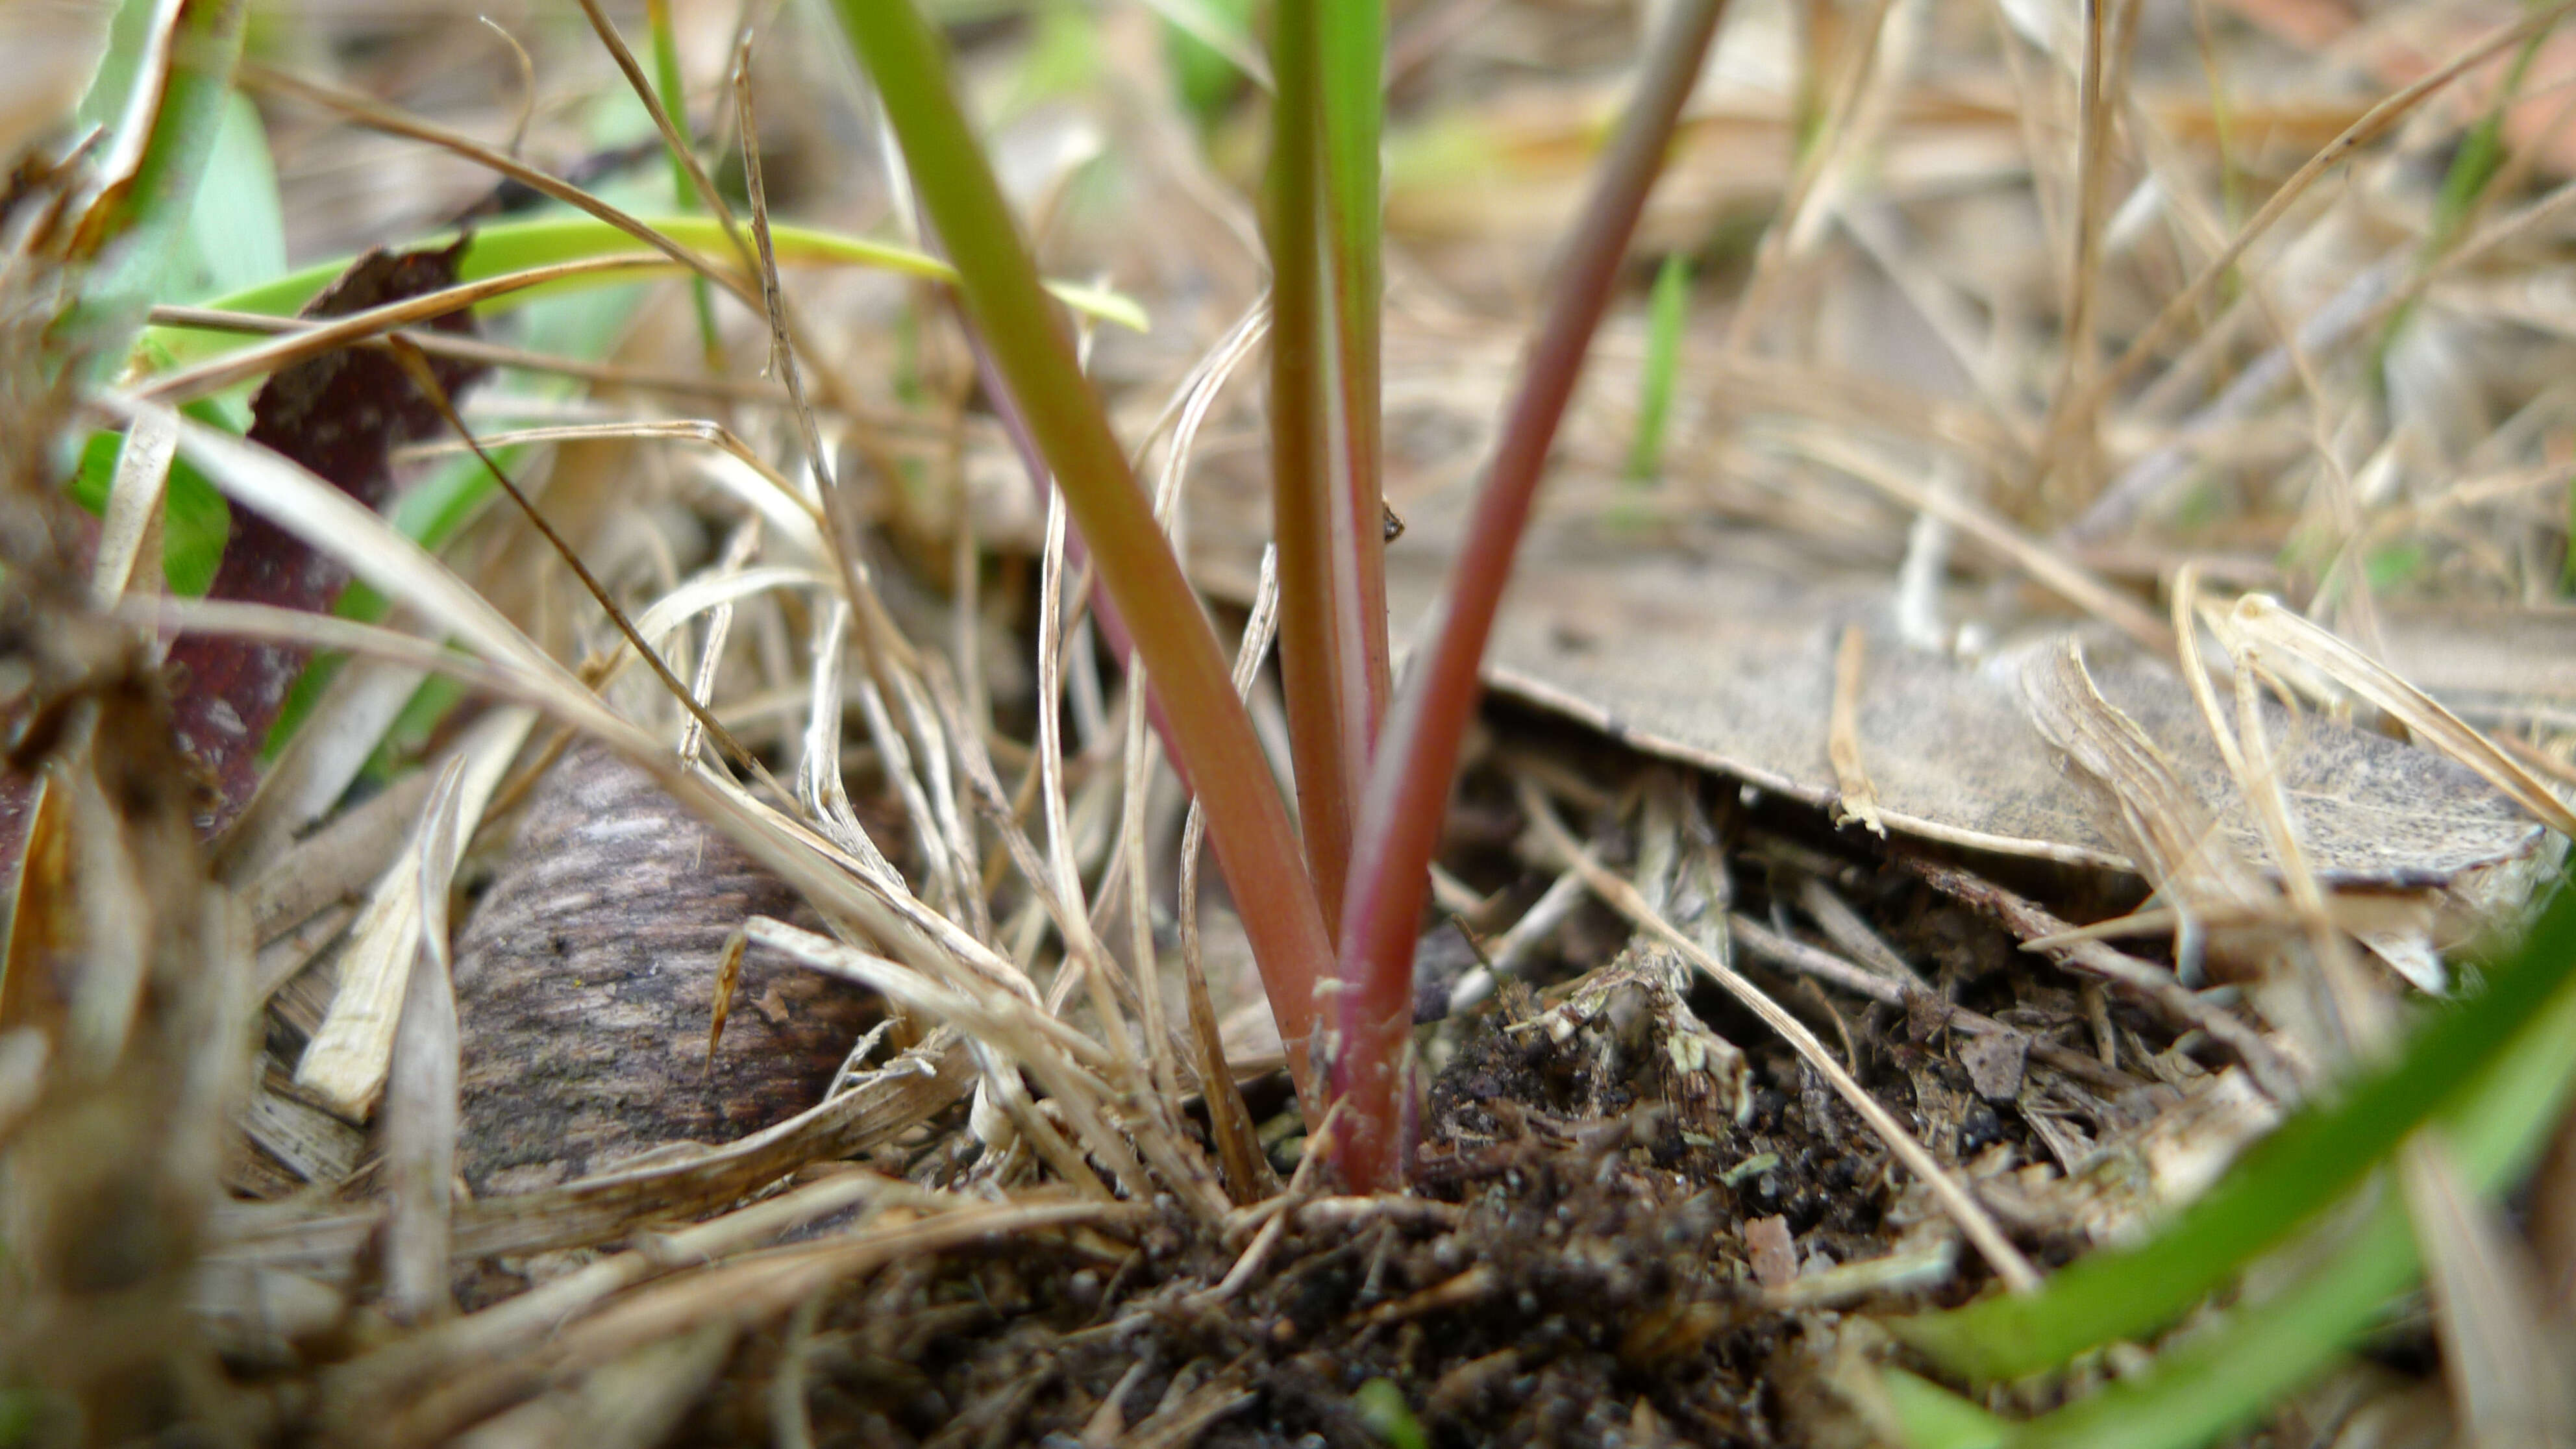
[1325,0,1734,1191]
[837,0,1336,1101]
[1268,0,1391,941]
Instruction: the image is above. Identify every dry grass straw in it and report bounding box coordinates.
[29,0,2576,1436]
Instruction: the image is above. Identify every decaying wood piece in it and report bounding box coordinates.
[454,741,876,1194]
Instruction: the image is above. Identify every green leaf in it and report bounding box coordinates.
[1354,1379,1426,1449]
[140,213,1147,371]
[1992,898,2576,1449]
[1891,877,2576,1383]
[1879,1369,2007,1449]
[173,90,286,301]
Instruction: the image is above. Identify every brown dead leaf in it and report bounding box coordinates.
[166,236,488,832]
[1391,537,2536,885]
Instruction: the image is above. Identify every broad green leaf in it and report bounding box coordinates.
[173,90,286,301]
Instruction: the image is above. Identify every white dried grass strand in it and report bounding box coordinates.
[687,448,832,560]
[62,761,149,1069]
[90,403,177,609]
[1037,488,1085,926]
[2401,1136,2576,1449]
[1179,547,1286,1200]
[296,708,535,1120]
[794,597,901,882]
[887,665,987,941]
[743,916,1163,1200]
[676,519,762,771]
[215,654,432,886]
[382,756,468,1324]
[1775,427,2172,653]
[854,658,956,917]
[2218,594,2576,839]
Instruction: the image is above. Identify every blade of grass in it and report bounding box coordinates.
[1974,898,2576,1449]
[138,213,1145,369]
[1626,253,1691,481]
[1267,0,1393,938]
[66,0,249,358]
[830,0,1335,1101]
[1325,0,1733,1191]
[640,0,721,366]
[1890,875,2576,1383]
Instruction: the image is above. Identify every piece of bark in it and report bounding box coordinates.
[454,743,876,1195]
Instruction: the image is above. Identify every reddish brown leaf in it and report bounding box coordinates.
[163,236,488,832]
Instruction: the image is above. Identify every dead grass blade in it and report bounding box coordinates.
[1827,623,1886,836]
[2216,594,2576,841]
[140,254,667,403]
[2070,0,2576,464]
[2402,1135,2576,1449]
[294,708,533,1120]
[2018,638,2272,986]
[239,61,766,314]
[381,756,469,1324]
[1775,427,2174,654]
[91,405,177,608]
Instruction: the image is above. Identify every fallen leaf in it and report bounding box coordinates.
[164,236,488,831]
[1376,534,2538,886]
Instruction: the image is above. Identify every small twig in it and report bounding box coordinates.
[1518,780,2042,1294]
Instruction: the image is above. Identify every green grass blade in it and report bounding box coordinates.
[1626,253,1691,480]
[642,0,722,363]
[1267,0,1392,948]
[1891,878,2576,1383]
[66,0,249,355]
[1328,0,1733,1191]
[1880,1370,2007,1449]
[1983,900,2576,1449]
[138,214,1146,369]
[829,0,1336,1098]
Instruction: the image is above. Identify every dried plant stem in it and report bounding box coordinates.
[1520,781,2044,1294]
[2049,0,2576,500]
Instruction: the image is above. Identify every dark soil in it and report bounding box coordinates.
[660,825,2151,1449]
